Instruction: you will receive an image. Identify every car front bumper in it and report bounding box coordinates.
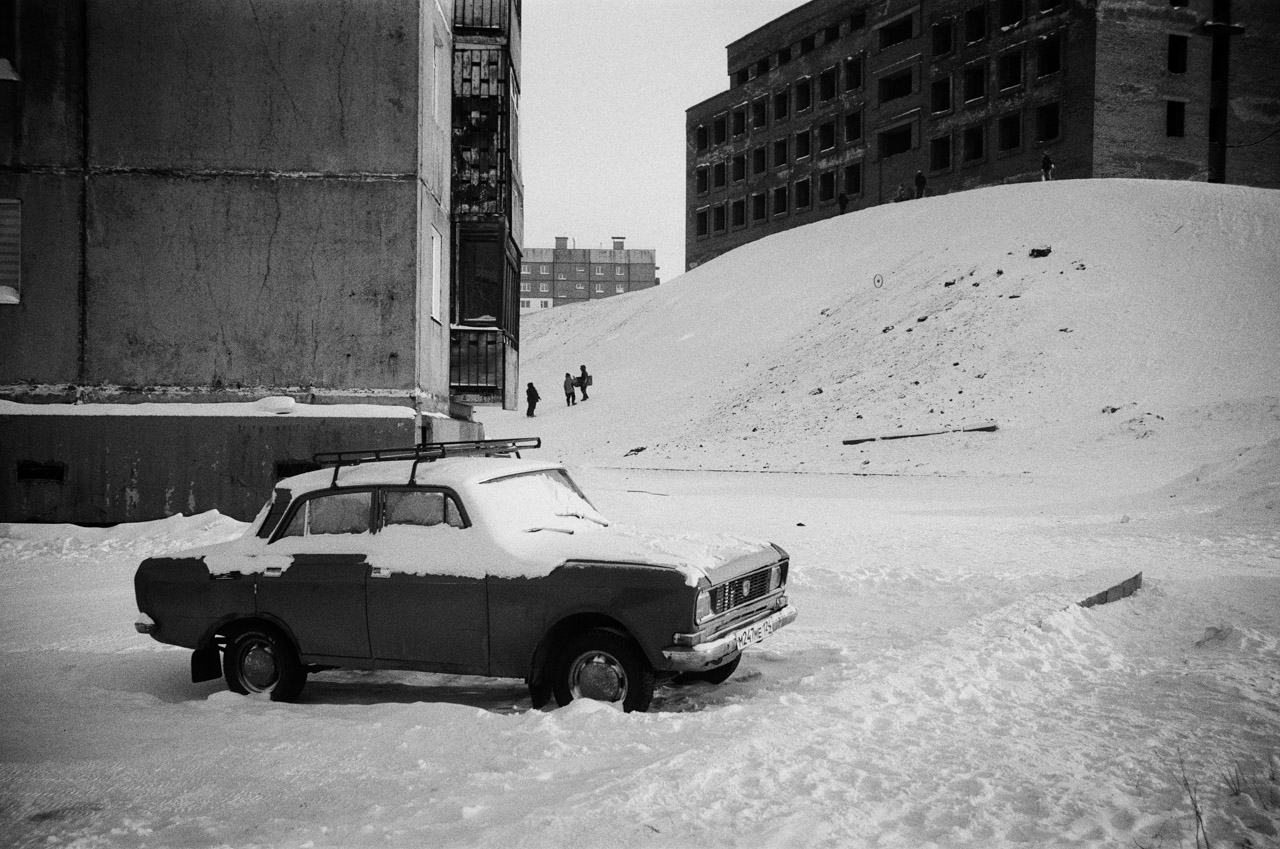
[661,604,797,672]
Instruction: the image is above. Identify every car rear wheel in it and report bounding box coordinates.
[552,629,655,713]
[223,626,307,702]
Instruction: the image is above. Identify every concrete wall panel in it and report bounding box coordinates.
[2,0,84,168]
[84,175,418,391]
[87,0,420,174]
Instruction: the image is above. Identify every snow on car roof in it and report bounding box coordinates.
[278,455,567,495]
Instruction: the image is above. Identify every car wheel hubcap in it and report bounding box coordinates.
[569,651,626,702]
[241,643,278,691]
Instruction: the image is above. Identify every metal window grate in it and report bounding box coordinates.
[0,200,19,305]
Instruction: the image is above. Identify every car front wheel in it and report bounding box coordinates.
[552,629,655,713]
[223,626,307,702]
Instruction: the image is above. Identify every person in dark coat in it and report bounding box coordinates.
[577,365,591,401]
[914,170,927,198]
[1041,153,1054,181]
[563,373,576,406]
[525,382,540,417]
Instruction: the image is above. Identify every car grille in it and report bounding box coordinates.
[709,567,772,615]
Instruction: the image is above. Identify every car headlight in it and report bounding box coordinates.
[770,564,782,590]
[695,589,713,624]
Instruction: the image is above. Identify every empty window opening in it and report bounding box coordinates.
[997,113,1022,150]
[844,55,864,90]
[1038,33,1062,76]
[773,185,788,214]
[879,124,913,159]
[713,205,726,232]
[752,146,767,174]
[752,193,767,220]
[732,109,746,136]
[879,15,914,49]
[752,98,768,128]
[998,50,1023,89]
[850,11,867,30]
[777,46,792,66]
[696,126,709,150]
[820,67,838,101]
[734,68,749,86]
[731,199,746,227]
[962,125,985,161]
[931,77,953,113]
[879,68,914,104]
[801,35,816,55]
[796,129,812,158]
[825,24,840,44]
[845,110,864,142]
[1166,100,1186,137]
[696,209,709,236]
[819,171,836,202]
[962,64,986,101]
[774,137,789,167]
[774,88,790,120]
[713,117,727,144]
[17,460,66,483]
[796,78,813,111]
[732,154,746,182]
[0,200,18,305]
[1040,0,1064,9]
[795,178,812,208]
[696,167,709,193]
[932,20,954,55]
[818,121,836,151]
[844,162,863,195]
[964,5,987,42]
[756,57,771,76]
[1035,101,1061,141]
[930,135,953,170]
[1168,35,1188,73]
[713,161,726,188]
[999,0,1024,28]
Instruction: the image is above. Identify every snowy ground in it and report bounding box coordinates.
[2,180,1278,848]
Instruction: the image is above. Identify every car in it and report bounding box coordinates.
[134,438,796,712]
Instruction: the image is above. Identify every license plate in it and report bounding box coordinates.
[733,615,775,650]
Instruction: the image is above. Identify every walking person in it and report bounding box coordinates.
[563,373,576,406]
[1041,152,1054,181]
[577,365,592,401]
[914,170,927,199]
[525,382,540,417]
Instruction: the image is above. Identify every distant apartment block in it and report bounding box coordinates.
[520,237,659,312]
[685,0,1280,270]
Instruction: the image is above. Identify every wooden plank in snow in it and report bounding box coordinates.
[841,421,998,446]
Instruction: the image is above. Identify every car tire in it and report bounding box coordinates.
[223,625,307,702]
[552,629,655,713]
[675,653,742,686]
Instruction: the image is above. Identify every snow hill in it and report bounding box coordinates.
[486,179,1280,506]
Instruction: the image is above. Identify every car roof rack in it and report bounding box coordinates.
[313,437,542,487]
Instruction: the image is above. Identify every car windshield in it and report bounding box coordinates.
[479,469,609,531]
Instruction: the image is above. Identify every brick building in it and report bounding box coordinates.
[519,237,659,312]
[685,0,1280,270]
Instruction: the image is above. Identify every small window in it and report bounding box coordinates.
[281,491,373,538]
[850,11,867,30]
[931,77,953,113]
[796,78,813,111]
[801,35,816,55]
[732,154,746,182]
[773,137,789,167]
[845,110,863,143]
[818,171,836,202]
[383,490,464,529]
[997,113,1022,151]
[696,209,709,236]
[0,200,19,305]
[756,57,771,76]
[520,280,530,292]
[844,162,863,195]
[752,193,767,221]
[1038,33,1062,76]
[795,178,812,209]
[732,109,746,136]
[539,281,549,292]
[752,98,768,128]
[932,20,954,55]
[713,161,726,188]
[1166,100,1186,137]
[796,129,812,159]
[999,0,1024,28]
[731,198,746,227]
[962,125,985,162]
[594,266,605,276]
[577,281,587,289]
[963,64,986,102]
[930,135,953,170]
[879,68,914,104]
[879,14,914,49]
[964,5,987,42]
[17,460,66,483]
[695,126,709,151]
[997,50,1023,89]
[713,117,727,144]
[556,273,566,281]
[1036,101,1061,141]
[773,185,788,215]
[696,167,709,194]
[734,67,749,86]
[777,46,791,66]
[713,205,726,232]
[818,121,836,151]
[594,282,604,293]
[615,283,625,293]
[539,265,549,274]
[820,67,838,101]
[752,146,767,174]
[1041,0,1064,8]
[774,88,790,121]
[1168,35,1188,73]
[879,124,913,159]
[844,55,864,91]
[825,24,840,44]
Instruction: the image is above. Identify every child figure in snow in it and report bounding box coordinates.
[563,373,576,406]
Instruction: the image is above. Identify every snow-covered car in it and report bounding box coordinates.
[133,438,796,712]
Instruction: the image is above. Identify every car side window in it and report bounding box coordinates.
[278,491,373,538]
[383,490,465,529]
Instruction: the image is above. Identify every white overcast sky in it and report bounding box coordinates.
[520,0,811,279]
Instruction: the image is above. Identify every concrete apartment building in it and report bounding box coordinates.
[0,0,523,523]
[685,0,1280,270]
[519,237,658,312]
